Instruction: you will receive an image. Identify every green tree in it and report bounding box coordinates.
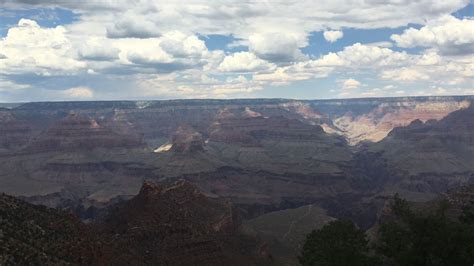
[377,194,474,266]
[299,219,377,266]
[460,200,474,224]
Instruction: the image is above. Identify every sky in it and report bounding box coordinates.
[0,0,473,102]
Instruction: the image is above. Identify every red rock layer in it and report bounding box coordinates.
[26,113,143,152]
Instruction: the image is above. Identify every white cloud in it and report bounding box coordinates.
[434,87,448,95]
[106,16,161,39]
[365,41,393,48]
[0,78,31,91]
[323,30,343,43]
[379,50,473,84]
[0,19,85,76]
[78,39,120,61]
[381,67,430,81]
[248,32,307,63]
[391,15,474,55]
[416,51,441,66]
[338,78,362,97]
[4,0,469,34]
[342,78,361,89]
[251,43,413,87]
[0,1,472,101]
[218,52,275,72]
[98,32,221,74]
[159,31,208,58]
[312,43,410,68]
[253,61,334,86]
[62,86,94,99]
[135,71,265,99]
[212,76,264,97]
[334,43,409,67]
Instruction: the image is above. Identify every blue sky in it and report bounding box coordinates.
[0,1,473,102]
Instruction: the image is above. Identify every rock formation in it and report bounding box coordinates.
[0,181,271,265]
[0,109,32,151]
[170,125,205,153]
[26,113,143,152]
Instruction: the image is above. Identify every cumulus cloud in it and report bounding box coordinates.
[62,86,94,99]
[0,19,85,76]
[0,0,472,100]
[416,51,441,66]
[159,31,207,58]
[4,0,469,31]
[78,41,120,61]
[0,78,31,91]
[107,16,161,39]
[248,32,307,63]
[323,30,343,43]
[342,78,361,89]
[119,32,220,73]
[218,52,275,72]
[334,43,409,66]
[252,58,337,86]
[391,15,474,55]
[379,50,473,84]
[434,87,448,95]
[381,68,430,81]
[212,75,264,97]
[248,44,408,86]
[313,43,410,68]
[135,71,265,99]
[338,78,363,97]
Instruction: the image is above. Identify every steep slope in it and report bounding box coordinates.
[244,204,335,265]
[7,96,472,148]
[170,125,206,153]
[97,180,271,265]
[367,103,474,198]
[207,112,351,175]
[0,113,153,201]
[0,108,32,152]
[26,113,143,152]
[0,181,271,265]
[0,96,472,216]
[150,110,352,180]
[147,112,356,214]
[318,97,470,145]
[370,184,474,236]
[0,193,101,265]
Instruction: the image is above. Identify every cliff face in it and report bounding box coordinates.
[209,113,328,145]
[170,125,205,153]
[0,193,102,265]
[0,109,32,151]
[366,104,474,197]
[0,112,149,199]
[2,96,471,151]
[328,99,471,145]
[0,181,271,265]
[26,113,144,153]
[0,96,472,228]
[1,97,472,266]
[100,180,270,265]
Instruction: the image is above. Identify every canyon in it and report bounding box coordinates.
[0,95,473,265]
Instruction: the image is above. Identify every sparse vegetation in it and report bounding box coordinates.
[376,194,474,266]
[300,194,474,266]
[0,193,100,265]
[299,220,378,266]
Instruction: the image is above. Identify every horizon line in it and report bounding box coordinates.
[1,94,473,105]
